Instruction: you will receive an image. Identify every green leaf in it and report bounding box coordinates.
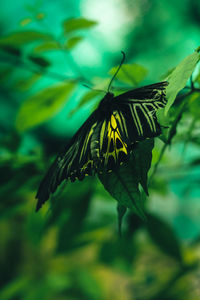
[165,49,200,114]
[28,54,50,68]
[15,82,76,131]
[147,213,182,262]
[109,63,148,86]
[99,163,145,220]
[33,41,60,53]
[134,139,154,195]
[157,108,171,127]
[156,108,170,143]
[0,45,21,56]
[64,36,83,50]
[0,31,51,46]
[99,140,154,220]
[63,18,97,34]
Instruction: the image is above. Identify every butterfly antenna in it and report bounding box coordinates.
[107,51,125,92]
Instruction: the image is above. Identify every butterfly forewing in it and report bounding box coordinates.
[36,112,98,211]
[114,81,168,101]
[113,81,168,143]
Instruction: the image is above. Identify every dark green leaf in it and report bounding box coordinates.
[28,55,50,68]
[189,157,200,166]
[134,139,154,195]
[0,45,21,56]
[99,163,145,220]
[147,213,182,262]
[109,63,148,86]
[165,49,200,114]
[99,140,154,220]
[15,82,76,131]
[63,18,97,34]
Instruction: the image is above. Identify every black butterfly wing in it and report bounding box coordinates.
[114,81,168,101]
[36,111,98,211]
[112,81,168,144]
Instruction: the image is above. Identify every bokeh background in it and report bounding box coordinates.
[0,0,200,299]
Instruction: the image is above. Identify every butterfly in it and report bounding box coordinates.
[36,52,168,211]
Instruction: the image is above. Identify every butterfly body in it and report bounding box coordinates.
[36,81,168,211]
[97,92,114,113]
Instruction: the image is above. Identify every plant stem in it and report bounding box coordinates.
[149,94,191,183]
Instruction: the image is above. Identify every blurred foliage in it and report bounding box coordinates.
[1,1,200,300]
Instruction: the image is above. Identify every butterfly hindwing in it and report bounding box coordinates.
[91,114,129,173]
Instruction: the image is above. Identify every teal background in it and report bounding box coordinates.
[0,1,200,299]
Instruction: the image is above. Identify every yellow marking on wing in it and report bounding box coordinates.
[82,159,93,170]
[139,105,154,132]
[129,104,142,135]
[114,111,128,137]
[80,122,97,161]
[100,120,106,150]
[133,105,143,135]
[111,114,117,129]
[104,118,128,165]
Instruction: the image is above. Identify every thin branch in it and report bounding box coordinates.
[33,14,91,84]
[0,54,80,83]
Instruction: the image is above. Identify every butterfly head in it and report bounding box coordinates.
[98,92,114,113]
